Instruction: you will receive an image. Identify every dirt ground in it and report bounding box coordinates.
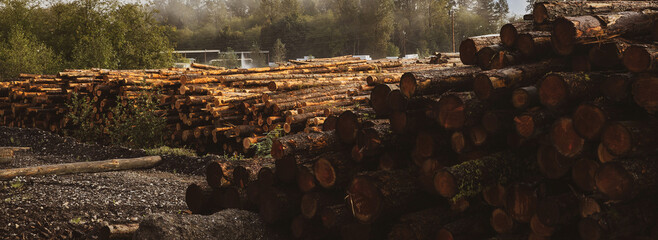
[0,127,211,239]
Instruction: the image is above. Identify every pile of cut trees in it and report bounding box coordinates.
[0,57,446,154]
[185,1,658,240]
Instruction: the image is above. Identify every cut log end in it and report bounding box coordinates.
[415,132,436,158]
[473,74,493,100]
[500,23,519,47]
[551,18,577,56]
[450,131,468,154]
[314,157,337,189]
[597,143,616,163]
[483,183,506,208]
[623,45,651,73]
[595,162,634,200]
[300,193,318,219]
[530,214,555,238]
[573,103,607,140]
[572,158,600,192]
[205,161,224,189]
[438,95,466,130]
[514,115,535,138]
[533,4,548,24]
[297,166,316,193]
[601,122,632,156]
[539,74,567,109]
[435,229,454,240]
[550,118,584,158]
[537,145,572,179]
[579,197,601,218]
[632,75,658,114]
[512,86,537,110]
[347,176,381,224]
[459,39,478,65]
[491,208,515,234]
[433,170,457,198]
[336,111,359,144]
[399,73,417,98]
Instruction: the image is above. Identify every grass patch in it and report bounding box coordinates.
[145,146,197,157]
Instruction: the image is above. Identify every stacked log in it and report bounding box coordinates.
[179,1,658,239]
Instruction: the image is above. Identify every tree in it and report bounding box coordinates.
[272,38,287,62]
[249,42,267,67]
[0,27,60,79]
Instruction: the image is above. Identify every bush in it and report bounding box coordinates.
[106,89,168,149]
[0,26,61,79]
[65,93,103,143]
[251,126,284,158]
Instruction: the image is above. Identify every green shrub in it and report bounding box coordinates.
[251,126,284,158]
[105,89,168,149]
[65,93,103,143]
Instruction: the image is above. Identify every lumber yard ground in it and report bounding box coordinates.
[0,126,235,239]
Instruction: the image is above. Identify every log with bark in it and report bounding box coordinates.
[601,121,658,157]
[473,60,564,102]
[459,34,501,65]
[631,73,658,114]
[399,66,480,98]
[436,91,485,130]
[0,156,161,180]
[595,156,658,200]
[270,130,338,160]
[533,1,658,24]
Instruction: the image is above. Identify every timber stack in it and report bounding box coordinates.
[0,56,446,154]
[184,1,658,239]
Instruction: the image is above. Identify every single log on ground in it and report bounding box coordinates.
[347,169,432,224]
[491,208,518,234]
[578,197,658,240]
[436,211,494,240]
[537,72,606,110]
[506,182,539,223]
[632,74,658,114]
[572,158,600,192]
[133,210,280,240]
[500,22,532,47]
[387,206,458,240]
[473,60,564,102]
[313,151,356,189]
[512,86,539,110]
[98,223,139,240]
[433,152,523,199]
[595,156,658,200]
[533,1,658,24]
[459,34,501,65]
[0,156,161,180]
[601,121,658,157]
[550,117,585,158]
[399,66,480,98]
[514,108,556,139]
[552,11,658,55]
[437,91,485,130]
[271,130,337,160]
[516,32,552,58]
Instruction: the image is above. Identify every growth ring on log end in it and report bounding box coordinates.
[459,39,478,65]
[438,94,466,130]
[433,170,457,198]
[347,176,382,223]
[532,4,549,24]
[623,45,652,73]
[595,162,633,200]
[313,157,336,188]
[551,17,578,56]
[473,73,494,100]
[399,72,417,98]
[336,111,359,144]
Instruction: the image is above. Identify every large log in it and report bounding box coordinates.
[436,91,485,130]
[433,152,525,199]
[550,117,586,158]
[473,60,564,102]
[537,72,606,110]
[270,130,338,160]
[500,22,533,48]
[515,32,552,59]
[552,10,658,55]
[476,45,506,70]
[0,156,161,180]
[578,197,658,240]
[595,156,658,200]
[601,121,658,157]
[631,74,658,114]
[572,100,641,140]
[533,1,658,24]
[459,34,501,65]
[347,169,432,224]
[514,108,556,138]
[370,84,398,116]
[537,145,574,179]
[399,66,480,98]
[313,151,356,189]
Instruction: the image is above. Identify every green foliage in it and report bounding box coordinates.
[271,38,287,63]
[249,42,267,67]
[252,126,284,158]
[0,26,61,78]
[66,93,103,143]
[386,42,400,57]
[105,89,168,149]
[222,153,246,161]
[145,146,197,157]
[213,47,241,69]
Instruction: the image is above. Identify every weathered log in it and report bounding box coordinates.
[387,206,457,240]
[516,32,552,58]
[632,73,658,114]
[537,72,608,110]
[473,60,564,102]
[0,156,161,180]
[355,121,392,161]
[335,111,361,144]
[500,22,533,47]
[595,156,658,200]
[477,45,506,70]
[313,151,355,189]
[550,117,586,158]
[347,169,431,224]
[511,86,539,110]
[491,208,518,234]
[270,130,337,160]
[588,40,630,69]
[459,34,501,65]
[399,66,480,98]
[437,91,485,130]
[533,1,658,24]
[572,158,600,192]
[434,152,524,199]
[552,11,658,55]
[601,121,658,157]
[436,211,494,240]
[370,84,398,116]
[514,108,556,138]
[578,197,658,240]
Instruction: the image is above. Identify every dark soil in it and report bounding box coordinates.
[0,127,216,239]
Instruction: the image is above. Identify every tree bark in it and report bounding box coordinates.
[0,156,161,180]
[516,32,552,59]
[459,34,501,65]
[473,60,564,102]
[500,22,533,47]
[601,121,658,157]
[270,130,338,160]
[632,73,658,114]
[537,72,607,110]
[512,86,539,110]
[399,66,480,98]
[533,1,658,24]
[437,91,485,130]
[595,156,658,200]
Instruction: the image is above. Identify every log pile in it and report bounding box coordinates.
[182,1,658,239]
[0,57,445,154]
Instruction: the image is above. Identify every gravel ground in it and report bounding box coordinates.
[0,127,211,239]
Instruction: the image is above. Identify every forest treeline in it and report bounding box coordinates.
[0,0,513,78]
